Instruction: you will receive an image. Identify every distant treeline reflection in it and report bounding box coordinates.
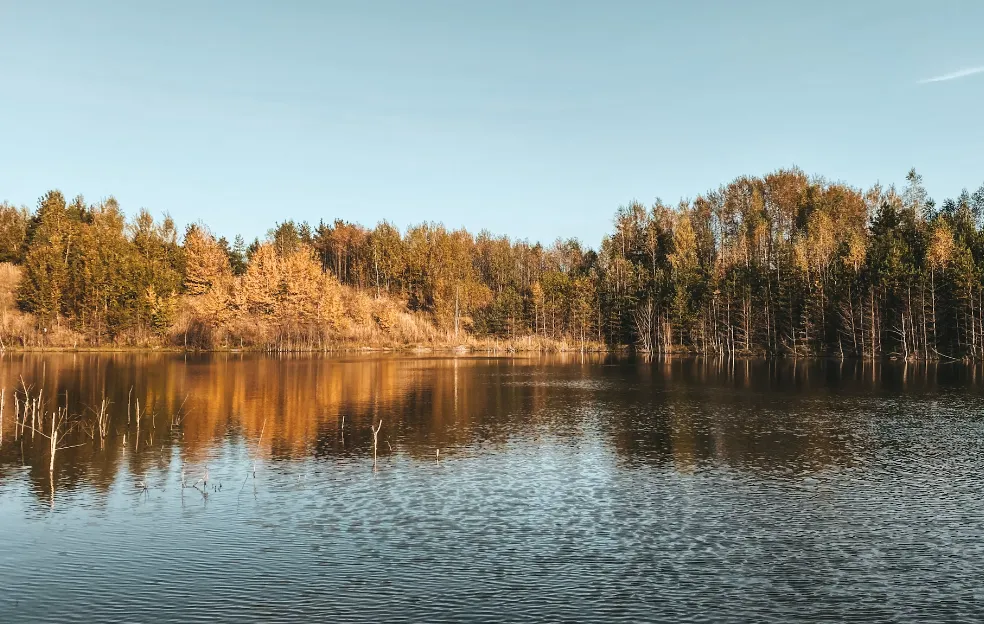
[0,355,980,502]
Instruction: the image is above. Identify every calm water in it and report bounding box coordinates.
[1,354,983,622]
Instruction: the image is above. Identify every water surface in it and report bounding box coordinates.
[1,355,983,622]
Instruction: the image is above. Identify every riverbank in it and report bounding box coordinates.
[0,340,613,354]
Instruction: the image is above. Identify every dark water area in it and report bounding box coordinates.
[1,354,983,622]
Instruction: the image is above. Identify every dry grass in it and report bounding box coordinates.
[465,334,607,353]
[336,287,445,347]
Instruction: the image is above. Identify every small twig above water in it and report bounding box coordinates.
[170,393,191,430]
[371,420,383,468]
[132,480,150,498]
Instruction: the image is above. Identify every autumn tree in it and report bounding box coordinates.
[183,224,233,336]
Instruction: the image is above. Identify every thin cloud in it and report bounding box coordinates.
[918,66,984,84]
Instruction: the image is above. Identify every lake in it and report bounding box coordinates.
[1,354,983,622]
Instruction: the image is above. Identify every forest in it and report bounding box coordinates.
[2,167,984,359]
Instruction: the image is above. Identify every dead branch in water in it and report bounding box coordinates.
[240,418,266,496]
[17,403,84,475]
[191,465,210,490]
[371,420,383,467]
[135,398,141,452]
[34,386,43,441]
[89,395,111,449]
[170,393,191,430]
[184,466,213,501]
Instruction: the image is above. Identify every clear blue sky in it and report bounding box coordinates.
[2,1,983,248]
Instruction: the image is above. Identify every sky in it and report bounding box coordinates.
[1,0,983,248]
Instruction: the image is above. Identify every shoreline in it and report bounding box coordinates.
[0,344,616,355]
[0,344,969,362]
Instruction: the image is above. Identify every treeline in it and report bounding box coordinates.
[600,168,984,359]
[2,168,983,357]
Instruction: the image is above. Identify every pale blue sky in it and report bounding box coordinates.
[1,1,983,247]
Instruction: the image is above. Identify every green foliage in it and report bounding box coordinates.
[229,235,248,276]
[18,191,73,323]
[0,202,28,263]
[16,191,183,340]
